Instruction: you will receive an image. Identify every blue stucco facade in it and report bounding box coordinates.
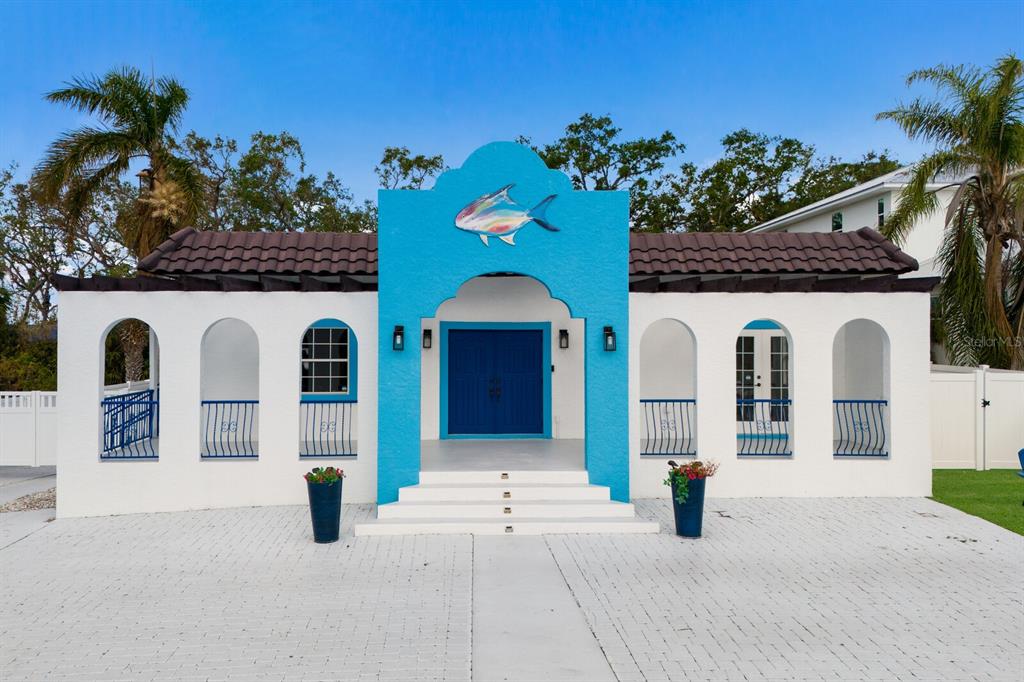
[377,142,630,503]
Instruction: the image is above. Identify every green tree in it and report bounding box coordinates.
[789,151,902,211]
[0,165,68,323]
[178,131,375,232]
[33,66,203,258]
[677,130,814,232]
[520,114,684,230]
[376,146,446,190]
[878,55,1024,369]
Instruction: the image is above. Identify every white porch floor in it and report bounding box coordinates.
[420,438,585,471]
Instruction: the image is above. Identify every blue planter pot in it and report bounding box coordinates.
[671,477,706,537]
[307,479,343,543]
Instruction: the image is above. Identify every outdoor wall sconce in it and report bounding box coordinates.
[392,325,405,351]
[558,329,569,349]
[603,326,617,351]
[422,328,432,349]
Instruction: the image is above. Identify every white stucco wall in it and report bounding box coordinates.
[629,291,932,499]
[420,276,585,439]
[57,290,378,518]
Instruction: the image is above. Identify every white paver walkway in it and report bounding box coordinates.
[1,498,1021,681]
[473,536,615,681]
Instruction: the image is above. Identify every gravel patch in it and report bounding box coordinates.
[0,488,55,513]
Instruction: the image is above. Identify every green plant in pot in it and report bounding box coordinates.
[664,460,719,537]
[304,466,345,543]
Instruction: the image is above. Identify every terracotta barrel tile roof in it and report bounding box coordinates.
[629,227,918,276]
[138,228,378,276]
[138,226,916,278]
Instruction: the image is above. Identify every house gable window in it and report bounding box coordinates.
[301,319,357,400]
[831,212,843,232]
[877,198,885,227]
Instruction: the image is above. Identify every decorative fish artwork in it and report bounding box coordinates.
[454,184,559,246]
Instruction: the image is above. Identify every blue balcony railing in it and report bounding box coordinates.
[834,399,888,457]
[101,389,158,459]
[300,399,357,457]
[736,398,792,456]
[201,400,258,458]
[640,399,696,457]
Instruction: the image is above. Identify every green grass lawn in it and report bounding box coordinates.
[931,469,1024,536]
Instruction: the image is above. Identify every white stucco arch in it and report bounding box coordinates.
[832,318,891,457]
[638,318,698,458]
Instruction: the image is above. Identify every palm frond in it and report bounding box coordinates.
[33,127,139,200]
[154,78,189,134]
[44,74,111,117]
[884,150,968,244]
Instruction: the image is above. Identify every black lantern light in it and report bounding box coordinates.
[422,328,432,349]
[603,326,616,351]
[392,325,405,351]
[558,329,569,349]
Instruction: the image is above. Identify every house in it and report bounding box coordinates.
[750,166,967,279]
[53,142,938,534]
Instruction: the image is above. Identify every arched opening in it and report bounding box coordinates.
[735,319,793,456]
[99,318,159,459]
[299,318,358,457]
[200,318,259,458]
[639,319,697,457]
[419,273,584,469]
[832,319,890,457]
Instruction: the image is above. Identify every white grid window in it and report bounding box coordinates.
[301,327,349,394]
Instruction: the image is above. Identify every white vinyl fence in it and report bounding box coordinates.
[930,365,1024,469]
[0,391,58,466]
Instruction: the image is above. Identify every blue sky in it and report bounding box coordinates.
[1,0,1021,202]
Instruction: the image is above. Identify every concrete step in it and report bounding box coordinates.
[354,517,660,536]
[418,470,588,485]
[377,499,637,519]
[398,483,611,502]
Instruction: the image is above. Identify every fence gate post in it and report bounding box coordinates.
[31,390,39,467]
[974,365,988,471]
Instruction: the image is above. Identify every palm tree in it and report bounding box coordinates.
[33,66,203,259]
[34,67,204,382]
[878,55,1023,370]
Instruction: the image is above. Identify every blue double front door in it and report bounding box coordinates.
[446,328,546,436]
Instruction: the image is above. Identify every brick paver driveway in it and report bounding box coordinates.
[2,498,1021,681]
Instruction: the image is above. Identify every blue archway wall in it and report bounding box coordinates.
[377,142,630,502]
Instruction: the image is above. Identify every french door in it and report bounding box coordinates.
[736,330,791,449]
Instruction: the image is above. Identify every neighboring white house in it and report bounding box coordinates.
[751,166,965,279]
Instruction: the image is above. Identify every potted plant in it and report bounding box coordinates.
[664,460,719,537]
[304,466,345,543]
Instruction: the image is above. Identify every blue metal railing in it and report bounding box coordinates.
[640,399,696,456]
[101,389,158,459]
[300,400,357,457]
[736,398,792,456]
[201,400,258,458]
[834,399,888,457]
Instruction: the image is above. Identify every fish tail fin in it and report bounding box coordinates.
[529,195,559,231]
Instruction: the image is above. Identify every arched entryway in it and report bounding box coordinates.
[832,319,890,457]
[638,318,697,457]
[99,318,159,459]
[419,273,584,469]
[200,318,259,458]
[735,319,793,456]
